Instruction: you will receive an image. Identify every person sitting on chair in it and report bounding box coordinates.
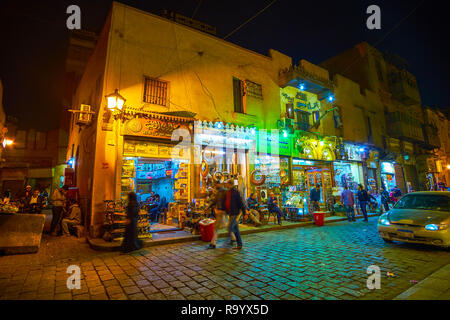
[246,193,262,226]
[25,189,46,213]
[268,192,283,225]
[61,198,82,237]
[149,195,161,222]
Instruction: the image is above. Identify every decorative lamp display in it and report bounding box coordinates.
[201,160,209,177]
[250,170,266,186]
[106,89,126,111]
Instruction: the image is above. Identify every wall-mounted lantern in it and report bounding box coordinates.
[105,89,126,111]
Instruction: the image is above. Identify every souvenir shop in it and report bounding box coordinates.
[103,113,194,241]
[333,143,366,194]
[291,159,333,211]
[250,154,290,208]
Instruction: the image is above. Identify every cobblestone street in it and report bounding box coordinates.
[0,217,449,300]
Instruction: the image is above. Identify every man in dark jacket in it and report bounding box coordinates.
[380,187,390,213]
[356,184,369,222]
[222,180,244,250]
[310,184,321,212]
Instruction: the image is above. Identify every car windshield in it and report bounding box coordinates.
[394,194,450,212]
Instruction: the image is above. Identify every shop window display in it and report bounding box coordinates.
[333,162,363,192]
[291,159,333,213]
[121,156,189,231]
[381,162,396,191]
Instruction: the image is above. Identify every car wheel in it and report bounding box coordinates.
[382,238,393,243]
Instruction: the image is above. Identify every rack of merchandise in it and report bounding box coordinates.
[121,160,136,201]
[103,200,152,241]
[174,162,189,201]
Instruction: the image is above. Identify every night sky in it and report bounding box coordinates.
[1,0,449,130]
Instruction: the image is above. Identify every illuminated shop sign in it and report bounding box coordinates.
[292,159,315,166]
[381,162,395,174]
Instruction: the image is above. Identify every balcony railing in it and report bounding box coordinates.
[422,124,441,149]
[386,112,424,143]
[387,70,421,105]
[279,60,334,99]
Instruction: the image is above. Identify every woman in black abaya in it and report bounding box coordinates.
[121,192,143,253]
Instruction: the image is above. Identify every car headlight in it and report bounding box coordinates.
[425,223,447,231]
[379,215,390,226]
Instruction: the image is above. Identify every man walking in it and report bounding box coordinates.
[50,185,68,235]
[341,186,355,222]
[222,180,244,250]
[205,183,228,249]
[380,187,390,213]
[356,184,369,222]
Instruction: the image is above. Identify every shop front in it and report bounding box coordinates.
[109,112,195,237]
[250,153,290,209]
[380,161,397,191]
[291,133,339,213]
[291,159,333,213]
[333,143,366,196]
[246,130,292,215]
[194,121,257,201]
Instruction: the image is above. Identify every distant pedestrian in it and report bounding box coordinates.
[50,185,69,235]
[380,187,390,213]
[121,192,143,253]
[340,186,355,222]
[356,184,369,222]
[310,184,321,213]
[204,183,229,249]
[392,186,402,201]
[222,180,244,250]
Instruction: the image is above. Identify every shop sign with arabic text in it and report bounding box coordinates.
[121,117,191,139]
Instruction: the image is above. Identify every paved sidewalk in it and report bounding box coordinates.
[394,263,450,300]
[1,217,448,300]
[88,213,380,251]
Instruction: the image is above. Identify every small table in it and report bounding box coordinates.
[285,207,304,221]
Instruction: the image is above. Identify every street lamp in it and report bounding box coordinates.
[105,89,126,111]
[2,139,13,148]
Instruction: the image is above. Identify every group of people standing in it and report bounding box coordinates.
[205,179,244,250]
[1,184,82,237]
[340,184,402,222]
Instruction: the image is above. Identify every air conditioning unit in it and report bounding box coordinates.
[70,104,94,126]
